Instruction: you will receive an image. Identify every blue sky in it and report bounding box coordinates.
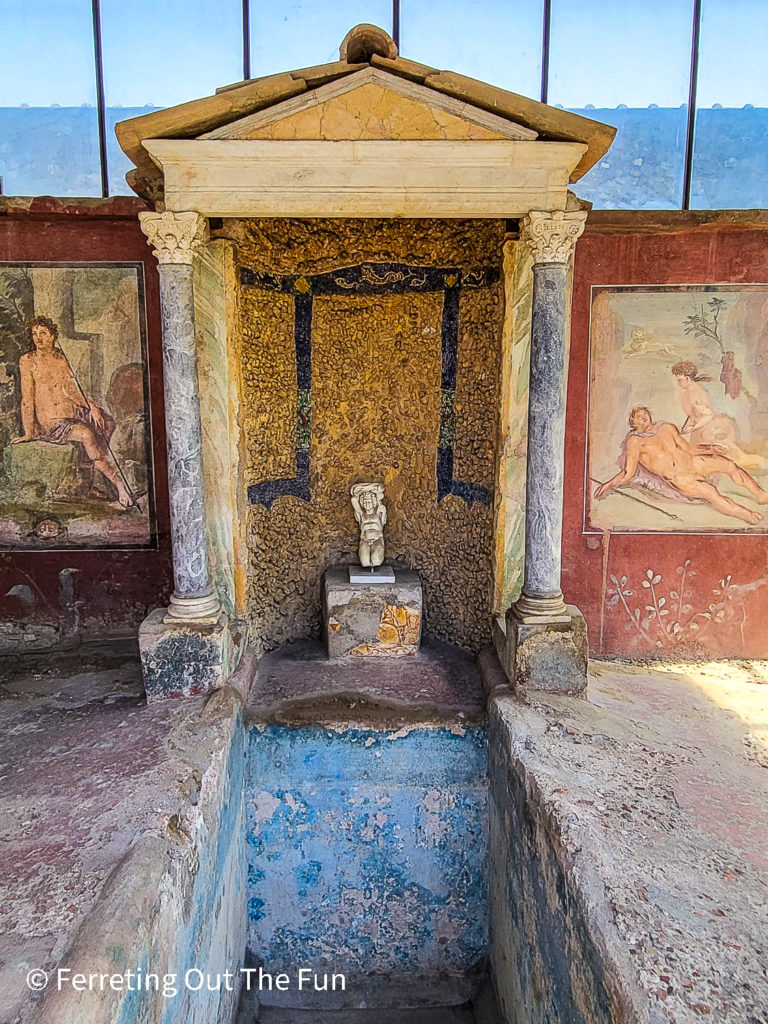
[0,0,766,109]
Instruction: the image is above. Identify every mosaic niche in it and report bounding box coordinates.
[234,219,504,652]
[0,263,154,549]
[588,285,768,534]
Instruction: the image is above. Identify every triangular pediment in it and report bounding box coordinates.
[200,67,537,143]
[117,24,616,201]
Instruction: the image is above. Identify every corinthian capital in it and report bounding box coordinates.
[138,211,208,265]
[521,210,587,264]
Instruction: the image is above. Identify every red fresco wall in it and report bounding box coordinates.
[0,198,172,652]
[564,215,768,658]
[3,203,766,660]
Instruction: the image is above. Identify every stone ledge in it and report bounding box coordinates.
[0,662,245,1024]
[487,660,768,1024]
[246,639,485,729]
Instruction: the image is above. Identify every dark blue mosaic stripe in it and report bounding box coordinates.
[247,450,310,509]
[240,263,498,296]
[437,448,491,506]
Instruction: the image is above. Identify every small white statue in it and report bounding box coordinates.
[350,483,387,568]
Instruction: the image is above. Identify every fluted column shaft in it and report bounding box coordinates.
[514,210,587,622]
[139,211,219,621]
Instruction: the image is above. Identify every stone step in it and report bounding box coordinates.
[251,1007,475,1024]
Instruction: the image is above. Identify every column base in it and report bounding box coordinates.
[496,603,588,695]
[139,607,241,702]
[164,591,221,624]
[512,591,571,623]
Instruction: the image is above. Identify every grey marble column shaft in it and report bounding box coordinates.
[157,263,214,604]
[514,210,587,621]
[521,262,569,605]
[140,210,219,621]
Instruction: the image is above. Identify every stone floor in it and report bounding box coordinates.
[498,657,768,1024]
[0,658,211,1024]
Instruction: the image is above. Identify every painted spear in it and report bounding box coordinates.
[55,336,139,509]
[589,477,682,521]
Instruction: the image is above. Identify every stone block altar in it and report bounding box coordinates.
[323,566,422,660]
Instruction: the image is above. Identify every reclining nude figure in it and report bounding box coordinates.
[11,316,133,508]
[595,405,768,526]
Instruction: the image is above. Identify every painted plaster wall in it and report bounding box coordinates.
[565,217,768,657]
[0,198,172,655]
[245,724,488,1008]
[230,218,503,655]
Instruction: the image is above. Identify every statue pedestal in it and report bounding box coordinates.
[323,566,422,660]
[348,564,395,583]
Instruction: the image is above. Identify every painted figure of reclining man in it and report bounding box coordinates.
[11,316,134,508]
[595,405,768,525]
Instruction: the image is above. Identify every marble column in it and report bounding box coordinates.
[501,209,589,694]
[139,210,220,622]
[137,212,237,701]
[514,210,587,620]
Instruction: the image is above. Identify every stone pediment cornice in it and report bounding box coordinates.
[199,67,538,143]
[115,25,615,202]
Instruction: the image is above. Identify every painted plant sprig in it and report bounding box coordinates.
[683,297,727,355]
[606,560,753,650]
[681,296,751,401]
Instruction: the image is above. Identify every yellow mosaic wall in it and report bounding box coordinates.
[233,218,504,652]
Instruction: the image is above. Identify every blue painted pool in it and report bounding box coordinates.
[245,724,488,991]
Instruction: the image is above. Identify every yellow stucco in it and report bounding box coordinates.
[241,82,509,141]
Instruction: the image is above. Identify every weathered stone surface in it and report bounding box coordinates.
[323,566,422,659]
[116,72,309,187]
[500,604,588,694]
[139,608,238,700]
[0,619,61,654]
[231,75,519,143]
[116,45,614,202]
[485,657,768,1024]
[146,137,583,219]
[0,661,246,1024]
[248,638,485,727]
[487,691,638,1024]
